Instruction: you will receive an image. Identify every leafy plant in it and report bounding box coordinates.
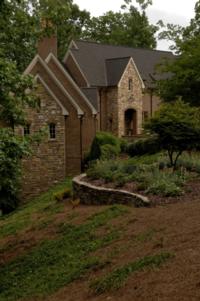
[145,100,200,170]
[53,188,72,202]
[0,129,31,214]
[88,132,121,162]
[127,136,161,157]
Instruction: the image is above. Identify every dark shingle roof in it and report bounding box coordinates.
[106,57,131,86]
[81,87,99,111]
[69,40,175,87]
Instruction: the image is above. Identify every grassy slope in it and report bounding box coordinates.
[0,179,173,301]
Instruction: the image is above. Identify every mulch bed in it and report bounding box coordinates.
[84,177,200,206]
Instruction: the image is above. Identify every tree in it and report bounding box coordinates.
[0,0,90,70]
[156,0,200,106]
[82,0,158,49]
[145,100,200,170]
[33,0,90,60]
[0,0,38,71]
[0,56,38,214]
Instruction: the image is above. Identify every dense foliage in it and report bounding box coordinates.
[0,129,31,214]
[157,0,200,106]
[0,0,158,72]
[127,136,161,157]
[145,100,200,169]
[87,132,121,162]
[83,0,157,49]
[87,154,186,197]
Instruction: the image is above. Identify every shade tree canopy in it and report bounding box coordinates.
[145,100,200,169]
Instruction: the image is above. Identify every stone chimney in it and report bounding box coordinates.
[37,19,57,59]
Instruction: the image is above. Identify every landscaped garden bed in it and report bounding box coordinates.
[84,152,200,206]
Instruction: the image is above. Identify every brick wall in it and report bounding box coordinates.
[142,91,161,119]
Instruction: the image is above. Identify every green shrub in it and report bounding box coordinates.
[87,160,116,182]
[0,129,31,214]
[53,188,72,202]
[127,136,161,157]
[101,144,119,160]
[89,132,121,161]
[146,171,184,197]
[119,138,128,153]
[86,154,186,197]
[147,181,182,197]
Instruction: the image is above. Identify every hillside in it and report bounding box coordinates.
[1,179,200,301]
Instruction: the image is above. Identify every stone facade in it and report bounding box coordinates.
[118,60,143,137]
[20,83,66,199]
[99,60,144,137]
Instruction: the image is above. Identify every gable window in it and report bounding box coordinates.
[24,124,30,136]
[49,123,56,139]
[128,78,133,90]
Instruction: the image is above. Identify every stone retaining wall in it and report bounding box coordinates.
[72,174,150,207]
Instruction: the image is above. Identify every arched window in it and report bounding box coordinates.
[24,124,30,136]
[49,123,56,139]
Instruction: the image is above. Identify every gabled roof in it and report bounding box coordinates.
[24,55,84,116]
[45,53,97,115]
[64,40,174,88]
[81,87,99,111]
[35,74,69,116]
[106,57,130,86]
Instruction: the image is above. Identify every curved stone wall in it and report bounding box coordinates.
[72,174,150,207]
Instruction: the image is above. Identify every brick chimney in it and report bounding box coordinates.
[37,19,57,59]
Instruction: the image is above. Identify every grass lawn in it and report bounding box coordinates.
[1,169,200,300]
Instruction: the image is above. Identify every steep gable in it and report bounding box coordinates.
[45,53,97,115]
[24,55,84,116]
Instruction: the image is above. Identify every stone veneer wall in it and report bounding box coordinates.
[100,88,119,135]
[73,174,150,207]
[118,60,143,137]
[19,83,66,200]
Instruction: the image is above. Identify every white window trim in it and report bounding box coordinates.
[63,50,90,87]
[24,54,84,116]
[46,53,97,115]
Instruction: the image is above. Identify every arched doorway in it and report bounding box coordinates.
[124,109,137,136]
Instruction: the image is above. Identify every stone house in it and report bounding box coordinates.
[21,34,174,199]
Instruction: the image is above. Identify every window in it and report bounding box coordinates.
[49,123,56,139]
[128,78,133,90]
[24,124,30,136]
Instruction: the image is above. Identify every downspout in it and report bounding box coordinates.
[64,115,68,177]
[99,88,102,131]
[79,115,83,172]
[94,114,97,135]
[150,88,153,117]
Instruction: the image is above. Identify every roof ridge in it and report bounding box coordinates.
[106,56,131,61]
[74,39,173,55]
